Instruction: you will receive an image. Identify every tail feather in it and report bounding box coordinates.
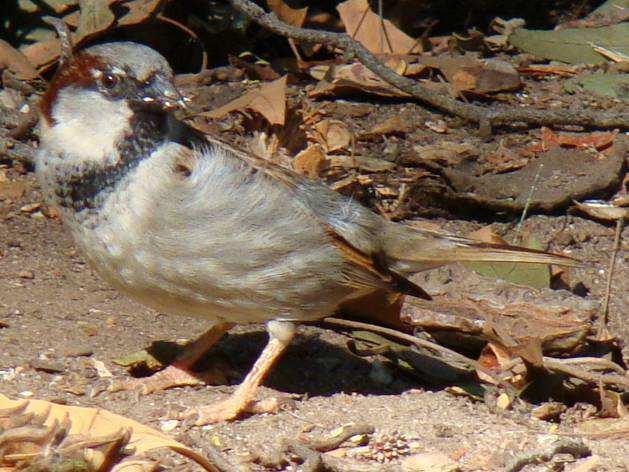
[384,226,580,273]
[431,240,579,266]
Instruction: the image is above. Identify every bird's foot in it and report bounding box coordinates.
[109,364,227,395]
[181,394,295,425]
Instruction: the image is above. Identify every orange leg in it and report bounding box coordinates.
[110,322,234,394]
[182,320,295,425]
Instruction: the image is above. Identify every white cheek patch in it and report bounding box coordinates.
[40,88,133,165]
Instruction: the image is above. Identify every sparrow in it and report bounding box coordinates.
[36,40,577,424]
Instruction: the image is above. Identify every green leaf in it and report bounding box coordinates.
[509,23,629,64]
[465,237,551,289]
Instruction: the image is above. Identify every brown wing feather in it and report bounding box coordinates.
[190,131,429,298]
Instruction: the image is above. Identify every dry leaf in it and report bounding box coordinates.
[267,0,308,27]
[309,62,411,99]
[0,180,28,201]
[21,37,62,70]
[0,394,217,471]
[425,55,521,95]
[337,0,420,54]
[540,127,617,151]
[20,0,160,70]
[574,200,629,221]
[312,119,351,152]
[361,115,412,138]
[76,0,116,40]
[204,76,287,125]
[412,142,477,166]
[517,63,578,77]
[467,226,508,245]
[117,0,163,27]
[293,144,328,178]
[0,40,39,80]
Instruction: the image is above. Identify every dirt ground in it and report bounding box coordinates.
[1,149,627,471]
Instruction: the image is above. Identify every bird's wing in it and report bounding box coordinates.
[171,126,431,299]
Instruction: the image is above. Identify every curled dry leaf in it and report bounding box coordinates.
[337,0,421,54]
[0,394,218,471]
[292,144,328,178]
[312,119,351,152]
[204,75,287,125]
[0,40,39,80]
[574,200,629,221]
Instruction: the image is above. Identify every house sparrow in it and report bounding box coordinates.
[37,40,576,424]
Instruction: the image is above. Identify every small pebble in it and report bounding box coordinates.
[160,419,180,432]
[20,202,41,213]
[18,270,34,279]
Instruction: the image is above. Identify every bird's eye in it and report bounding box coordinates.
[102,73,118,89]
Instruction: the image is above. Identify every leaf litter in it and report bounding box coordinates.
[1,0,628,469]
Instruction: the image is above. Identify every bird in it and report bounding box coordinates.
[36,39,577,425]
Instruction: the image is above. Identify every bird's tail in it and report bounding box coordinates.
[382,225,580,274]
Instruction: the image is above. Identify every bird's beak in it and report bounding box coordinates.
[140,75,188,112]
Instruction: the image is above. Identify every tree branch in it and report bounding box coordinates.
[229,0,629,130]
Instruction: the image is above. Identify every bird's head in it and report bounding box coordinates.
[39,42,185,163]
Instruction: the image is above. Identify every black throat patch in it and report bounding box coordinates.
[52,110,168,213]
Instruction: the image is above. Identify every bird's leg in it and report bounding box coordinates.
[183,320,295,425]
[110,322,234,394]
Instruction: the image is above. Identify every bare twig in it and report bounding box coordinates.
[228,0,629,130]
[549,357,626,375]
[287,441,400,472]
[514,162,544,243]
[301,423,374,452]
[322,317,629,392]
[504,438,591,472]
[596,216,624,340]
[322,317,507,387]
[543,357,629,390]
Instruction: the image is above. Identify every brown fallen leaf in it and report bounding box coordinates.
[425,55,521,95]
[117,0,163,27]
[0,180,28,201]
[267,0,308,27]
[20,0,161,70]
[518,63,578,78]
[203,75,288,125]
[337,0,421,54]
[21,37,62,70]
[292,144,328,178]
[361,115,413,139]
[412,142,477,166]
[309,62,411,99]
[539,127,618,152]
[312,119,351,152]
[0,394,217,471]
[0,40,39,80]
